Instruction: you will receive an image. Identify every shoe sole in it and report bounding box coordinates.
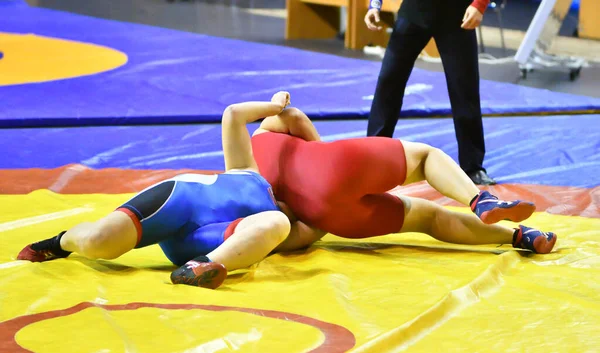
[171,262,227,289]
[480,202,536,225]
[17,245,61,262]
[533,233,557,254]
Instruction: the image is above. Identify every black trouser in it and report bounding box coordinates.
[367,16,486,174]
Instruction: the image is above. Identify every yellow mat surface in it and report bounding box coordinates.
[1,190,599,352]
[0,32,127,86]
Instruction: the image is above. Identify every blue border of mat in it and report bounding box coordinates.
[1,1,599,128]
[2,115,599,188]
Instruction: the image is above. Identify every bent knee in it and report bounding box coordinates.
[236,211,291,246]
[259,211,292,244]
[80,226,128,260]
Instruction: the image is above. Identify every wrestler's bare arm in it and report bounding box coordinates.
[254,107,321,142]
[221,92,290,172]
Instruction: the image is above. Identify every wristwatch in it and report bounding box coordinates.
[369,0,382,10]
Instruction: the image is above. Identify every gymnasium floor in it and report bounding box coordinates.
[1,1,599,352]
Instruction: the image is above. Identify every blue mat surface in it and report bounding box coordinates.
[3,115,599,188]
[1,1,600,127]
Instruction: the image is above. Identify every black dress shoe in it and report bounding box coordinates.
[468,170,497,185]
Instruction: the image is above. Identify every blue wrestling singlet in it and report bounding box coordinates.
[117,171,280,265]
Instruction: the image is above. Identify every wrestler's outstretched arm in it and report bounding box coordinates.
[221,91,290,172]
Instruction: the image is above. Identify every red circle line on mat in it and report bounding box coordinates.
[0,302,356,353]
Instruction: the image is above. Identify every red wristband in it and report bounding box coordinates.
[471,0,490,14]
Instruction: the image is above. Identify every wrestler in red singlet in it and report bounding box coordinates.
[251,132,408,238]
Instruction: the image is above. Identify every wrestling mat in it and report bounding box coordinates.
[1,193,598,352]
[1,0,599,350]
[1,116,599,352]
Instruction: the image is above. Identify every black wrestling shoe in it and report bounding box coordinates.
[17,231,72,262]
[170,255,227,289]
[468,170,497,186]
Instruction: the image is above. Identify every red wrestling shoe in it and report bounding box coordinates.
[170,256,227,289]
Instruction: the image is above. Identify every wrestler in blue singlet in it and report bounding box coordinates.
[116,170,279,265]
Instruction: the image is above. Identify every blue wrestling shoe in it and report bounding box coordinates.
[170,255,227,289]
[471,191,536,224]
[513,225,557,254]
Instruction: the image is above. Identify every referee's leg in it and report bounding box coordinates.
[434,28,494,184]
[367,17,432,137]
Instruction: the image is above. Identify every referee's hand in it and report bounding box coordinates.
[461,5,483,30]
[365,9,383,31]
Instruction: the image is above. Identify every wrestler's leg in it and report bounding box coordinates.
[320,138,478,206]
[17,180,183,262]
[400,141,535,224]
[398,196,556,254]
[169,211,291,289]
[401,140,480,205]
[16,211,138,262]
[206,210,291,270]
[61,180,182,260]
[273,221,326,252]
[59,211,138,259]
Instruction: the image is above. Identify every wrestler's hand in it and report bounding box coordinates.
[271,91,291,110]
[461,5,483,30]
[365,9,382,31]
